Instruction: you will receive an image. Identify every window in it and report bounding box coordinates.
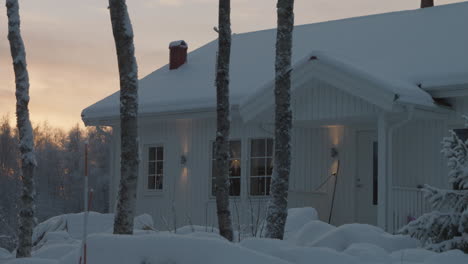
[250,138,274,196]
[147,146,164,190]
[212,140,241,196]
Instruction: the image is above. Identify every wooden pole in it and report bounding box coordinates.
[328,160,340,224]
[79,142,89,264]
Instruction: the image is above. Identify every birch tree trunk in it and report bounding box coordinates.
[214,0,234,242]
[265,0,294,240]
[108,0,140,235]
[6,0,37,257]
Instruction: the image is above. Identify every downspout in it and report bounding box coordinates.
[387,106,415,233]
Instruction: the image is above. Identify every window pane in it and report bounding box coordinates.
[156,161,163,175]
[230,159,241,176]
[230,141,241,158]
[148,162,156,175]
[230,178,241,196]
[149,147,156,161]
[156,176,163,190]
[250,177,266,196]
[157,147,164,161]
[266,158,274,176]
[251,139,266,157]
[265,176,272,195]
[250,158,266,176]
[267,139,274,156]
[148,175,156,189]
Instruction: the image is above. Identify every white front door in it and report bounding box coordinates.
[355,131,378,225]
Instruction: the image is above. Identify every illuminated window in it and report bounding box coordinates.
[249,138,274,196]
[148,146,164,190]
[211,141,241,196]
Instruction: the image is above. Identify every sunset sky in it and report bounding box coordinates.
[0,0,464,128]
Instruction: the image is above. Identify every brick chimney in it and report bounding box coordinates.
[169,40,188,70]
[421,0,434,8]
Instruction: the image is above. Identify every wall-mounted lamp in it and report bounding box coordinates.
[180,155,187,167]
[331,147,339,159]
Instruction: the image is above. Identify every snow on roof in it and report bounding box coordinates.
[169,40,188,48]
[82,2,468,124]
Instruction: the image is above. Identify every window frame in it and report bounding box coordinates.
[248,137,274,197]
[209,139,242,198]
[145,144,165,193]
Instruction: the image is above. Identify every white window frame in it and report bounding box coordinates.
[145,144,165,192]
[209,139,242,198]
[248,138,274,197]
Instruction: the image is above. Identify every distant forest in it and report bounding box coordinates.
[0,116,111,250]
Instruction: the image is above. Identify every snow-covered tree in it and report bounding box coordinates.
[108,0,140,235]
[5,0,37,257]
[265,0,295,240]
[400,129,468,253]
[214,0,234,241]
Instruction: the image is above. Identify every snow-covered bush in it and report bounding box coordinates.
[400,130,468,253]
[32,212,156,249]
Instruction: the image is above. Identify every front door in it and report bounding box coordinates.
[355,131,378,225]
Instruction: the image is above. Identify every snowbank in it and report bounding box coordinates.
[4,208,468,264]
[283,207,318,239]
[240,238,359,264]
[32,212,154,248]
[61,234,289,264]
[309,223,418,252]
[288,220,335,246]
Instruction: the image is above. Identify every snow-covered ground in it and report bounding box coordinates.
[1,208,466,264]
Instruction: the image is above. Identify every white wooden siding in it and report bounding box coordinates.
[110,120,359,229]
[292,78,381,121]
[106,97,467,231]
[392,120,449,189]
[109,118,460,231]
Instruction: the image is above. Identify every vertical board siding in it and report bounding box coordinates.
[110,118,359,230]
[393,120,449,189]
[293,78,380,121]
[109,116,458,231]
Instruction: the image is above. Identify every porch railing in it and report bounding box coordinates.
[391,186,431,233]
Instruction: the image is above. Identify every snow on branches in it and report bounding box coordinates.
[400,129,468,253]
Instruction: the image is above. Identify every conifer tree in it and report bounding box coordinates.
[400,129,468,253]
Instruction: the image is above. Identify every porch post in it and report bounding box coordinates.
[377,114,388,230]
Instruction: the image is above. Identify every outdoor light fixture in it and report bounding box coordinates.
[331,147,339,159]
[180,155,187,167]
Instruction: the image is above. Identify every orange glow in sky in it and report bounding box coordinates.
[0,0,463,128]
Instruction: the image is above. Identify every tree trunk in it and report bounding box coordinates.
[421,0,434,8]
[108,0,140,235]
[214,0,234,242]
[265,0,294,240]
[6,0,37,257]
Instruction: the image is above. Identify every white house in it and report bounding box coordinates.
[82,2,468,233]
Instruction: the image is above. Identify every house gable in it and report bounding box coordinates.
[292,78,381,122]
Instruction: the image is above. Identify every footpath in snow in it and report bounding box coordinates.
[1,208,467,264]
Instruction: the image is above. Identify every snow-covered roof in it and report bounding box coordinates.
[82,2,468,125]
